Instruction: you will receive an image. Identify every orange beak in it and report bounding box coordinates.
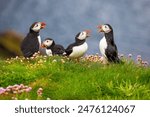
[40,22,46,29]
[97,25,103,32]
[85,29,91,37]
[41,44,47,48]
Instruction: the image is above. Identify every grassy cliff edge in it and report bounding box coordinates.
[0,55,150,100]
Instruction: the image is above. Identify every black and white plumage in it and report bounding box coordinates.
[97,24,120,63]
[65,30,91,58]
[41,38,66,56]
[21,22,46,57]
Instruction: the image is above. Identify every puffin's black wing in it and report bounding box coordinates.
[21,33,39,57]
[105,44,120,63]
[65,43,76,56]
[53,44,65,55]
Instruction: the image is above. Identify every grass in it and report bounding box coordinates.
[0,55,150,100]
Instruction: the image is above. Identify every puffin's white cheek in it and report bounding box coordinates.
[103,28,107,32]
[79,35,86,40]
[32,25,41,32]
[104,28,110,33]
[32,28,39,32]
[43,42,47,46]
[45,41,53,47]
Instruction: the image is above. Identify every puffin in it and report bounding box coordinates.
[41,38,66,56]
[65,30,91,58]
[21,22,46,57]
[97,24,120,63]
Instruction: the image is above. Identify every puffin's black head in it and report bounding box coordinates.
[30,22,46,32]
[41,38,54,48]
[97,24,113,33]
[75,30,91,41]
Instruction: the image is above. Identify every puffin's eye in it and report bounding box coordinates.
[35,24,39,27]
[82,32,86,36]
[46,40,49,43]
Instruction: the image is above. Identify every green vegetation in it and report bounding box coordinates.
[0,55,150,100]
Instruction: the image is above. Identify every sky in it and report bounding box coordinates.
[0,0,150,61]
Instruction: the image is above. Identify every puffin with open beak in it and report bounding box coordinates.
[21,22,46,57]
[97,24,120,63]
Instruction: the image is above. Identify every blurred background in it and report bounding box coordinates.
[0,0,150,61]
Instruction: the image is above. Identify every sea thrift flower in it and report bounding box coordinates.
[136,55,142,63]
[128,54,132,58]
[0,84,32,96]
[18,90,22,94]
[142,61,149,67]
[137,55,142,58]
[6,88,11,92]
[0,88,6,95]
[30,57,35,60]
[25,87,32,93]
[24,86,28,89]
[19,84,24,88]
[14,84,19,88]
[13,91,18,94]
[7,86,13,89]
[144,61,149,66]
[37,88,43,97]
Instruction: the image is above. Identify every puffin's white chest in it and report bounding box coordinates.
[69,42,88,58]
[46,49,52,56]
[99,36,107,57]
[38,36,41,45]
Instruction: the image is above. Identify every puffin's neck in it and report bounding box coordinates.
[104,31,114,45]
[75,38,86,45]
[47,41,55,49]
